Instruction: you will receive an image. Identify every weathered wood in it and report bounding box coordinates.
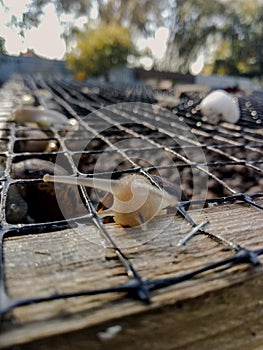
[9,274,263,350]
[1,200,263,349]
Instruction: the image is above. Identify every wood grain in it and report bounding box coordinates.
[1,199,263,349]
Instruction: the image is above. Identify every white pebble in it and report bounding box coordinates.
[200,89,240,124]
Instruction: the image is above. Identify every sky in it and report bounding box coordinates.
[0,0,203,73]
[0,0,170,62]
[1,1,67,59]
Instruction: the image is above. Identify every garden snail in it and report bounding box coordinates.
[5,185,29,224]
[11,106,77,129]
[15,128,50,153]
[6,159,85,223]
[200,89,240,124]
[43,173,185,228]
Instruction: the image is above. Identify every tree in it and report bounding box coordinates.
[66,22,135,79]
[163,0,240,72]
[164,0,263,76]
[5,0,166,38]
[3,0,166,67]
[0,37,6,53]
[212,0,263,76]
[3,0,263,76]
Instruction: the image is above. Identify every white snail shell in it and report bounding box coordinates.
[200,89,240,124]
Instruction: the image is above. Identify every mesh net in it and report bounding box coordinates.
[0,75,262,316]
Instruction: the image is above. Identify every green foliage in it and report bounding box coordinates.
[165,0,240,71]
[66,23,135,78]
[212,59,240,75]
[2,0,263,76]
[215,0,263,76]
[166,0,263,76]
[5,0,164,39]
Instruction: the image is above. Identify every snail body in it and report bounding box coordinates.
[43,174,180,228]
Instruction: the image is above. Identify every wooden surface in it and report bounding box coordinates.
[1,199,263,349]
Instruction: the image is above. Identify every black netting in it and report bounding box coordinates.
[0,75,262,316]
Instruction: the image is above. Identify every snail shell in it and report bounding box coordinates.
[43,173,185,228]
[5,185,29,224]
[7,159,85,223]
[200,89,240,124]
[11,106,72,128]
[15,128,50,153]
[97,174,187,224]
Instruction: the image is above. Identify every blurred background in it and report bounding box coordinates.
[0,0,262,87]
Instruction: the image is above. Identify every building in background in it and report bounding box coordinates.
[0,53,68,85]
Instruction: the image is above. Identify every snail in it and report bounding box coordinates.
[6,159,85,223]
[10,106,77,129]
[200,89,240,124]
[15,128,50,153]
[43,173,186,229]
[5,184,29,224]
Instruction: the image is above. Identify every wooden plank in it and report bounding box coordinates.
[1,199,263,348]
[9,273,263,350]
